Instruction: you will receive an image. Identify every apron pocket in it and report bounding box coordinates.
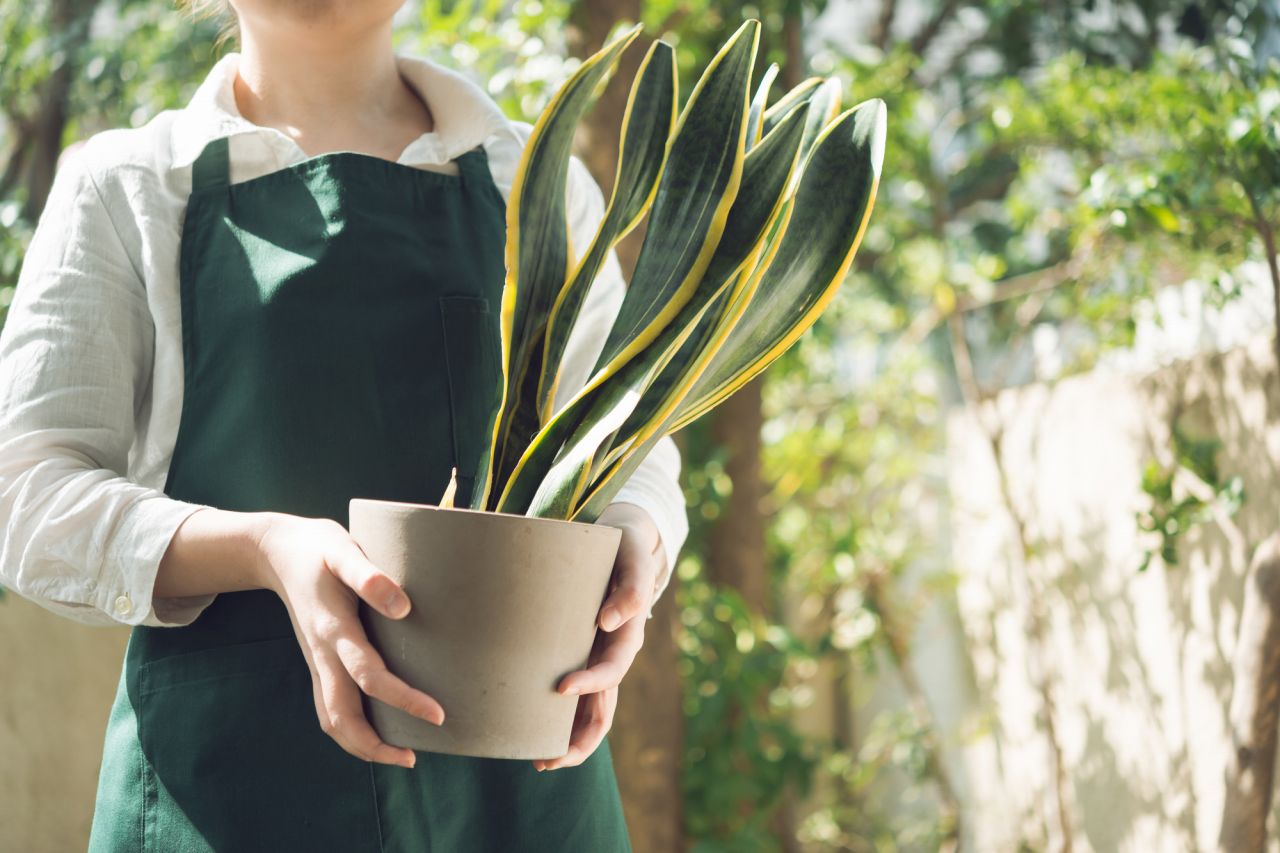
[135,636,382,853]
[438,294,504,507]
[138,635,301,695]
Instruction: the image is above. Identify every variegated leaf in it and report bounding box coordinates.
[576,99,887,516]
[535,40,678,424]
[671,99,887,431]
[475,23,643,510]
[760,76,822,136]
[604,104,810,459]
[745,62,780,149]
[493,20,761,516]
[589,18,760,377]
[525,106,808,517]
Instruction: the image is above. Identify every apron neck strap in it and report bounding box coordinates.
[191,136,231,192]
[455,145,495,190]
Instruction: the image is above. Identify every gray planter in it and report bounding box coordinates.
[349,498,621,760]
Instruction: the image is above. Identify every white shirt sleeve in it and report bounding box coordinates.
[0,141,215,628]
[558,153,689,607]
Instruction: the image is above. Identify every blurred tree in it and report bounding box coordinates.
[737,0,1279,849]
[1,0,99,221]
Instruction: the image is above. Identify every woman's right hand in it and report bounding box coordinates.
[252,512,444,769]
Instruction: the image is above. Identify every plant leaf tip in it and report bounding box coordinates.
[860,99,888,177]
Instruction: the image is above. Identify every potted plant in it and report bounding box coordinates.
[351,17,886,760]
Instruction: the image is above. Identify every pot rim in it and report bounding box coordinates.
[348,497,615,538]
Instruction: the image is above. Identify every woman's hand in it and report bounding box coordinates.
[532,502,666,772]
[253,513,445,769]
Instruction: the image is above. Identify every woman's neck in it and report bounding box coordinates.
[232,20,433,159]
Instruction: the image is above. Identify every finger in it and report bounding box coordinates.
[293,625,327,740]
[306,653,330,743]
[557,617,644,696]
[333,629,446,725]
[328,540,412,620]
[598,530,660,632]
[276,594,340,749]
[314,646,417,768]
[539,688,615,771]
[599,683,618,737]
[540,686,619,768]
[532,689,593,772]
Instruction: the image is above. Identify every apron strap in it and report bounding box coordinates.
[191,136,231,192]
[455,144,494,190]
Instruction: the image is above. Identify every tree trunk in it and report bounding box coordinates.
[773,16,805,851]
[17,0,98,220]
[568,0,649,276]
[1219,532,1280,853]
[567,4,685,852]
[701,10,808,848]
[706,376,769,612]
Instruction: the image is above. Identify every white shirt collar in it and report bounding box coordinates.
[168,51,513,170]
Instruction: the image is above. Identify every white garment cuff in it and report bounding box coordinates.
[99,495,217,627]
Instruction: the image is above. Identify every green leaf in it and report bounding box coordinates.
[796,77,844,167]
[474,22,643,510]
[1144,203,1180,232]
[575,109,811,497]
[573,427,669,522]
[535,39,678,424]
[665,98,887,433]
[591,18,761,376]
[605,105,811,462]
[760,76,823,136]
[746,62,780,149]
[494,19,762,517]
[577,99,888,519]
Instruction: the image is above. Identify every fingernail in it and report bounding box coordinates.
[600,607,621,631]
[386,593,410,618]
[403,753,416,769]
[563,685,580,696]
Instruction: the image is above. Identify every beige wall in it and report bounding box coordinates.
[947,334,1280,851]
[0,595,128,851]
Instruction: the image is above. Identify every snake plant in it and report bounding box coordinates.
[466,18,886,522]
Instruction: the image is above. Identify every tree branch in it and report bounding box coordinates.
[873,0,898,50]
[910,0,965,56]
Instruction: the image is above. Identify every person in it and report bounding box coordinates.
[0,1,690,850]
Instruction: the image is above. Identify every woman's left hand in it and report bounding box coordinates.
[532,502,666,772]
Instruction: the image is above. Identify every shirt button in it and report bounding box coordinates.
[113,593,132,617]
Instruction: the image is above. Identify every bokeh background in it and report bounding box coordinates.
[2,1,1280,851]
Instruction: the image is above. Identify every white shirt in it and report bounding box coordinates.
[0,51,688,628]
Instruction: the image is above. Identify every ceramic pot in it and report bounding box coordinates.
[348,498,622,760]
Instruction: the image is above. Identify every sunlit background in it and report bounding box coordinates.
[2,1,1279,851]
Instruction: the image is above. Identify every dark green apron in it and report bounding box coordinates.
[86,135,632,852]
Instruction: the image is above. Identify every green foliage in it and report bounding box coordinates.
[400,0,581,118]
[678,570,818,852]
[1137,421,1246,571]
[478,22,650,512]
[991,44,1280,281]
[479,20,887,528]
[0,212,30,329]
[798,710,959,851]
